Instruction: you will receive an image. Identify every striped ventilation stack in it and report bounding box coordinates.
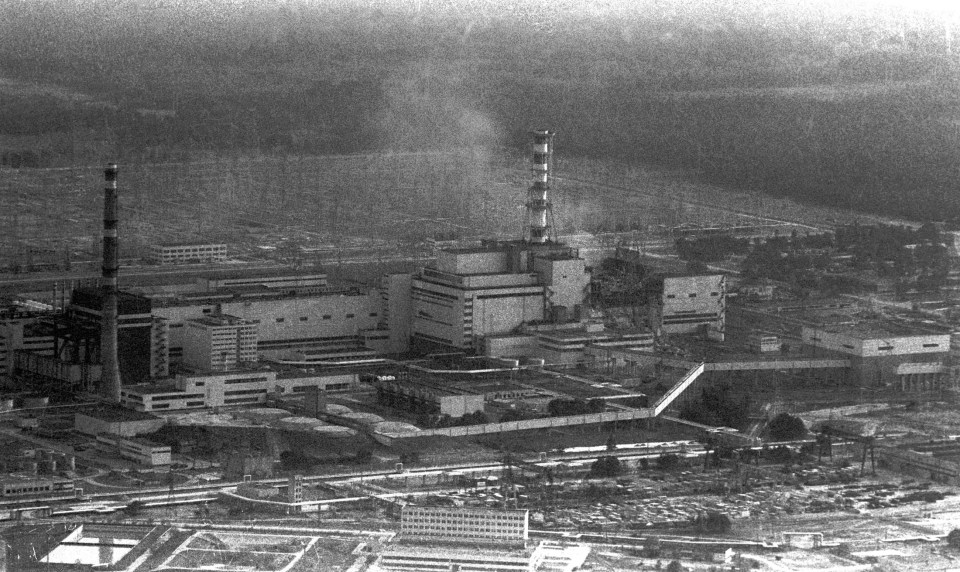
[527,130,555,244]
[101,163,122,403]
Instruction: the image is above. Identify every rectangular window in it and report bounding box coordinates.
[369,312,378,317]
[276,318,285,323]
[666,294,676,299]
[323,315,331,320]
[300,317,308,322]
[688,293,697,298]
[877,345,894,351]
[346,313,355,318]
[923,343,940,348]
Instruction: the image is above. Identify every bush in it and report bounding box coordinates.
[590,456,622,478]
[767,413,807,440]
[657,453,680,470]
[692,511,732,534]
[948,528,960,549]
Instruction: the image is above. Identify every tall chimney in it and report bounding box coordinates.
[101,163,121,403]
[526,130,555,244]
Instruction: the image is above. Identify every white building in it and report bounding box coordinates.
[150,243,227,264]
[378,544,543,572]
[409,243,590,351]
[120,367,358,412]
[152,289,383,363]
[653,274,726,336]
[400,506,529,546]
[182,314,258,373]
[95,434,171,466]
[802,323,952,389]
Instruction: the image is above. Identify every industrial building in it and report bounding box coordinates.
[383,131,593,353]
[181,314,258,373]
[95,434,172,466]
[149,242,227,264]
[378,544,543,572]
[0,316,55,381]
[151,286,386,364]
[74,407,166,437]
[651,273,726,337]
[374,375,486,417]
[802,322,952,389]
[399,506,530,546]
[119,366,359,412]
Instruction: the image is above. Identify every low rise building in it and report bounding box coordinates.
[182,314,258,373]
[74,408,166,437]
[120,366,359,412]
[95,434,171,466]
[652,273,726,337]
[400,506,529,546]
[802,321,952,389]
[378,544,543,572]
[150,243,227,264]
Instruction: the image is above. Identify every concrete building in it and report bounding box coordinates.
[374,376,485,417]
[652,274,726,337]
[378,544,543,572]
[152,288,382,363]
[399,506,530,546]
[0,317,55,380]
[409,242,590,352]
[802,322,952,389]
[182,314,258,373]
[74,408,166,437]
[149,243,227,264]
[66,287,168,384]
[0,476,73,497]
[95,434,171,466]
[120,366,358,412]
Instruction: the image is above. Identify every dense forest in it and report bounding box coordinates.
[2,0,960,220]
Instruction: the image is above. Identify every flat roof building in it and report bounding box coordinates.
[802,321,952,390]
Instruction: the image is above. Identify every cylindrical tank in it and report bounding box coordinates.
[22,396,49,409]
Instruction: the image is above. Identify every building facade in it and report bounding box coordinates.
[182,314,258,372]
[120,368,359,412]
[802,324,952,389]
[653,274,726,337]
[399,506,529,546]
[149,243,227,264]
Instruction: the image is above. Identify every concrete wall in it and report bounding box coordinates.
[801,327,950,358]
[534,256,589,310]
[659,274,726,335]
[155,291,381,352]
[74,413,165,437]
[437,250,510,275]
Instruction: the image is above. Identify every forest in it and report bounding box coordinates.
[1,0,960,221]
